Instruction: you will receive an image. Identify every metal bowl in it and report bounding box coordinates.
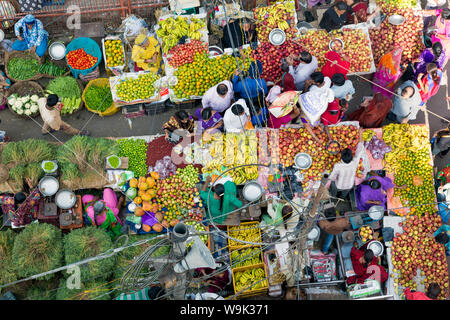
[368,205,385,221]
[342,231,355,243]
[269,28,286,46]
[326,140,341,155]
[106,155,121,169]
[41,160,58,173]
[294,152,312,170]
[242,181,264,202]
[49,42,66,60]
[39,175,59,197]
[55,189,76,209]
[209,45,224,56]
[367,240,384,256]
[329,38,344,52]
[388,14,405,26]
[307,225,321,241]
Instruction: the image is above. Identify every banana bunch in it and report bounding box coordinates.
[231,247,262,268]
[362,129,375,142]
[277,21,290,31]
[234,268,268,292]
[254,7,269,20]
[157,16,206,52]
[284,1,295,11]
[228,225,261,246]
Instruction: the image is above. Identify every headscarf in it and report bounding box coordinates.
[249,60,263,79]
[299,87,335,125]
[24,14,35,24]
[321,51,350,79]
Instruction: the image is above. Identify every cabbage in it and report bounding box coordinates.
[30,95,39,102]
[125,187,137,199]
[364,136,392,160]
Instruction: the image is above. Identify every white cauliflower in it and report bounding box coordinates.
[24,109,32,116]
[30,95,39,102]
[25,103,31,109]
[8,95,16,105]
[30,104,38,113]
[16,108,24,115]
[14,100,23,109]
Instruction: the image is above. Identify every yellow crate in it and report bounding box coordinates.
[229,246,264,269]
[227,221,262,250]
[231,263,269,299]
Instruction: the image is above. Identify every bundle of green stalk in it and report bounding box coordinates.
[84,83,113,112]
[38,61,68,77]
[7,56,40,80]
[46,76,82,115]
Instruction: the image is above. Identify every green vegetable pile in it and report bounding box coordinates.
[7,57,39,80]
[84,83,113,112]
[47,76,82,115]
[117,138,148,178]
[39,61,68,77]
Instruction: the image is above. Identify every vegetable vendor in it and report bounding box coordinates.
[200,176,243,225]
[82,188,125,239]
[0,188,40,228]
[131,33,163,74]
[12,14,48,57]
[38,94,89,136]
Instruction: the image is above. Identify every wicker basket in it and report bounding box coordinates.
[82,78,119,116]
[5,51,43,83]
[39,56,71,79]
[46,77,85,116]
[6,81,44,118]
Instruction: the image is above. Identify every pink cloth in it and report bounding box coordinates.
[433,9,450,54]
[268,112,293,129]
[82,188,121,226]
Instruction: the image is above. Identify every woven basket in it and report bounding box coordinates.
[82,78,119,116]
[60,79,85,116]
[5,51,43,82]
[39,56,71,79]
[6,81,44,118]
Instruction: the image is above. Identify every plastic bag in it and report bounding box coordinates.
[148,156,177,180]
[118,15,148,38]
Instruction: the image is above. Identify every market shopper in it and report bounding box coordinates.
[262,197,302,241]
[355,174,395,211]
[38,94,88,136]
[330,73,355,101]
[131,33,163,73]
[286,51,319,91]
[194,107,224,133]
[0,188,40,228]
[277,60,297,92]
[320,98,348,126]
[320,51,350,80]
[431,125,450,158]
[232,61,267,109]
[12,14,48,57]
[200,176,242,225]
[409,43,447,81]
[347,242,388,285]
[372,47,403,98]
[423,8,450,57]
[319,2,349,33]
[303,71,330,93]
[267,91,302,129]
[417,63,443,105]
[201,80,234,114]
[347,93,393,128]
[163,110,195,143]
[318,205,350,254]
[404,283,442,300]
[223,99,251,132]
[436,192,450,224]
[389,81,423,124]
[221,17,256,50]
[249,104,269,128]
[433,225,450,254]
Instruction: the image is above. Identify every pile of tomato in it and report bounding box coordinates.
[66,48,98,70]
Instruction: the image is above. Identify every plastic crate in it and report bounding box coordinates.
[229,246,264,269]
[43,0,65,5]
[231,263,269,298]
[144,100,166,115]
[227,221,262,250]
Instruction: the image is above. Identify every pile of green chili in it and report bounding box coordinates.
[8,57,40,80]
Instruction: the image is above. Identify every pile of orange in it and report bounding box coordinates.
[105,39,125,67]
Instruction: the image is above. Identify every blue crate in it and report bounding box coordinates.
[43,0,65,6]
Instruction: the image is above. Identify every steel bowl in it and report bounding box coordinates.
[307,225,321,241]
[38,175,59,197]
[326,140,341,155]
[242,181,264,202]
[269,28,286,46]
[55,189,76,209]
[106,155,121,169]
[388,14,405,26]
[367,240,384,256]
[342,231,355,243]
[329,38,344,52]
[294,152,312,170]
[49,42,66,60]
[41,160,58,173]
[368,205,385,221]
[209,45,224,56]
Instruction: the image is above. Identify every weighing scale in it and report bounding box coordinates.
[348,279,382,299]
[59,194,83,230]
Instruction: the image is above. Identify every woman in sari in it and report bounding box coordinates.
[417,63,442,105]
[414,42,446,80]
[163,110,195,142]
[321,51,351,80]
[194,107,223,133]
[427,8,450,61]
[372,47,403,98]
[355,174,395,211]
[347,93,392,128]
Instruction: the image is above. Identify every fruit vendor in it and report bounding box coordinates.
[196,267,230,294]
[347,241,388,285]
[201,80,234,113]
[162,110,195,142]
[319,2,349,33]
[200,176,242,224]
[431,124,450,158]
[131,33,163,74]
[221,17,256,50]
[337,0,381,25]
[433,228,450,255]
[320,98,348,126]
[194,107,223,133]
[277,60,297,92]
[82,188,125,238]
[12,14,48,57]
[0,188,40,228]
[318,205,350,254]
[267,91,302,129]
[328,144,369,199]
[249,104,269,128]
[286,51,318,91]
[404,283,441,300]
[39,94,89,136]
[417,63,443,106]
[330,73,355,101]
[423,8,450,60]
[355,173,395,211]
[232,61,267,109]
[223,99,251,133]
[320,51,350,80]
[436,192,450,224]
[389,81,423,124]
[262,197,302,241]
[347,93,392,128]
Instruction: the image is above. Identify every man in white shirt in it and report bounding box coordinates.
[223,99,250,133]
[286,51,319,91]
[201,80,234,113]
[328,143,369,199]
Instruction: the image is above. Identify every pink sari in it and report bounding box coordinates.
[372,48,403,99]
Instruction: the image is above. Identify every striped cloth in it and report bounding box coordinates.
[115,288,150,300]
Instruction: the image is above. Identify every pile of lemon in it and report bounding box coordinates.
[173,49,253,99]
[116,73,159,102]
[105,39,125,67]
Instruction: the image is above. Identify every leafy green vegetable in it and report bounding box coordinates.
[47,77,81,115]
[56,279,112,300]
[2,141,24,166]
[84,84,113,112]
[38,61,68,77]
[0,230,18,292]
[117,138,148,178]
[24,162,44,187]
[8,57,39,80]
[9,165,25,184]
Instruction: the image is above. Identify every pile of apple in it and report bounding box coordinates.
[369,5,424,65]
[275,125,359,186]
[167,40,208,68]
[297,28,374,73]
[391,213,449,299]
[251,40,303,83]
